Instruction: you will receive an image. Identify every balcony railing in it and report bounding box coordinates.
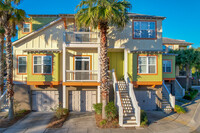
[66,32,100,44]
[66,70,98,82]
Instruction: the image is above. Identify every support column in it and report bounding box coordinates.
[97,46,101,103]
[63,32,66,108]
[124,49,128,82]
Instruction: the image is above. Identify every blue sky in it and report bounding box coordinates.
[16,0,200,48]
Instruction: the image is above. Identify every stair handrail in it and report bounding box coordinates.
[175,79,185,97]
[126,76,141,126]
[112,69,123,126]
[0,89,8,110]
[162,81,175,108]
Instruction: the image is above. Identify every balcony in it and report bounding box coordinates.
[66,32,100,44]
[66,70,99,82]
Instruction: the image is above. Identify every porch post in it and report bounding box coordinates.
[97,46,101,103]
[124,49,128,82]
[63,32,66,108]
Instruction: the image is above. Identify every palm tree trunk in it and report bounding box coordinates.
[5,27,14,120]
[186,65,190,91]
[100,22,109,119]
[0,34,4,95]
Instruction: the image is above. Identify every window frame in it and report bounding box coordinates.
[137,55,158,75]
[22,22,32,34]
[73,55,92,71]
[163,59,172,73]
[32,55,53,75]
[132,20,157,40]
[17,55,27,75]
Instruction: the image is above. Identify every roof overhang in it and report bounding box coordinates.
[130,50,164,54]
[23,49,62,53]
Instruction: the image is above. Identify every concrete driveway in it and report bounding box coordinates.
[2,112,54,133]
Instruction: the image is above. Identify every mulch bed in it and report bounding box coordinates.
[0,110,31,128]
[47,113,69,128]
[95,114,119,128]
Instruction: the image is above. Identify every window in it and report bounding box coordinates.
[168,46,173,51]
[18,56,27,74]
[74,56,90,80]
[133,21,156,39]
[138,56,157,74]
[23,23,31,33]
[163,45,166,51]
[163,60,172,73]
[33,56,52,74]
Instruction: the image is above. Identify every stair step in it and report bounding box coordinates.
[124,116,136,120]
[122,123,137,127]
[123,119,137,124]
[124,113,135,117]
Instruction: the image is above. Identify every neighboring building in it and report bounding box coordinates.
[163,37,193,88]
[12,13,183,127]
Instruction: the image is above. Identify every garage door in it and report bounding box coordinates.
[32,91,59,112]
[135,90,157,111]
[69,90,96,112]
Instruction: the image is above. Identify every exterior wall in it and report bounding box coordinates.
[27,52,60,82]
[13,21,65,82]
[128,53,162,82]
[66,48,98,71]
[108,52,124,80]
[107,19,163,51]
[163,55,176,79]
[18,17,58,39]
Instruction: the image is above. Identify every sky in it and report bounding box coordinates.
[16,0,200,48]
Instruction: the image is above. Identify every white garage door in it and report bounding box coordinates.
[32,91,59,112]
[69,90,96,112]
[135,90,157,111]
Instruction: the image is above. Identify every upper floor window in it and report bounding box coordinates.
[33,55,52,74]
[18,56,27,74]
[138,56,157,74]
[23,23,31,33]
[163,60,172,73]
[163,45,166,51]
[168,45,173,51]
[133,21,156,39]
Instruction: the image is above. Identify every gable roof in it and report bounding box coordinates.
[163,38,193,46]
[13,18,62,45]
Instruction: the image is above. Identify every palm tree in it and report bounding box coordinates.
[0,27,5,95]
[0,0,26,120]
[76,0,131,119]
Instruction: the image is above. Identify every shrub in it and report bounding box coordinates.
[93,103,102,115]
[183,88,198,100]
[105,102,117,121]
[55,107,69,119]
[141,110,148,126]
[174,105,186,114]
[99,120,107,126]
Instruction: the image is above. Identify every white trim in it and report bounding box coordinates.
[23,23,31,33]
[63,85,66,108]
[138,56,156,74]
[18,56,27,74]
[97,86,101,103]
[124,49,128,82]
[33,55,52,74]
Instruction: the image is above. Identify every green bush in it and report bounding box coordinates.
[93,103,102,114]
[55,107,69,119]
[105,102,117,120]
[183,88,198,100]
[174,105,186,114]
[141,110,148,126]
[100,119,107,126]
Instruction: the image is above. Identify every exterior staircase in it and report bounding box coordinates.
[162,93,173,112]
[118,81,137,127]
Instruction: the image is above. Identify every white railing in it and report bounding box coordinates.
[175,79,185,98]
[0,89,8,111]
[162,81,175,108]
[126,76,141,126]
[112,69,123,126]
[66,70,98,82]
[66,32,100,44]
